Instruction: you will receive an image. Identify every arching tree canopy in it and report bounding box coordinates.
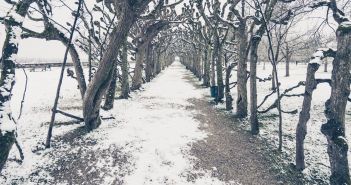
[0,0,351,184]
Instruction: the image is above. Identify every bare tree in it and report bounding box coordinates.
[120,38,130,99]
[248,0,281,134]
[0,0,34,172]
[131,20,170,90]
[21,1,87,98]
[295,48,335,170]
[46,0,84,148]
[315,1,351,183]
[83,0,181,130]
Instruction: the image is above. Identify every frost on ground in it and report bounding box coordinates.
[226,62,351,184]
[0,62,237,184]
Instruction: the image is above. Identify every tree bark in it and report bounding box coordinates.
[321,25,351,184]
[236,27,248,118]
[120,40,130,99]
[295,63,319,170]
[271,69,276,90]
[83,2,138,131]
[196,49,202,80]
[225,63,234,110]
[203,43,211,87]
[131,43,146,90]
[45,0,83,148]
[285,54,290,77]
[131,20,169,89]
[145,43,153,82]
[248,0,278,133]
[152,47,158,76]
[88,39,93,82]
[156,51,162,75]
[216,39,224,101]
[285,43,290,77]
[0,0,33,172]
[250,36,260,135]
[102,62,118,110]
[210,47,216,87]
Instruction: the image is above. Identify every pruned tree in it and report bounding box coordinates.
[82,0,185,130]
[0,0,34,172]
[46,0,84,148]
[196,0,230,102]
[295,48,336,170]
[312,1,351,183]
[120,38,130,99]
[21,0,87,98]
[131,20,170,90]
[83,0,148,130]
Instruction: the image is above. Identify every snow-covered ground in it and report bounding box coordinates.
[224,62,351,184]
[0,62,237,184]
[1,61,350,184]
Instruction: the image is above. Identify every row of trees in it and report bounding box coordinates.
[0,0,181,174]
[178,0,351,184]
[0,0,350,184]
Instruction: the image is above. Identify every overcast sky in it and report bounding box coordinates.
[0,0,340,61]
[0,0,94,61]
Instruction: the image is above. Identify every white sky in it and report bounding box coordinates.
[0,0,343,61]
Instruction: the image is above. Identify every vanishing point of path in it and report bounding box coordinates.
[103,61,286,185]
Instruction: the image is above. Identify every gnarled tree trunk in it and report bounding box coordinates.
[295,62,319,170]
[250,36,260,135]
[236,27,248,118]
[210,47,216,87]
[216,40,224,101]
[102,62,118,110]
[120,40,130,99]
[225,62,235,110]
[155,51,162,75]
[145,43,153,82]
[321,25,351,184]
[131,43,146,90]
[195,49,202,80]
[0,0,33,172]
[83,2,137,131]
[203,43,211,87]
[271,69,276,90]
[131,20,169,89]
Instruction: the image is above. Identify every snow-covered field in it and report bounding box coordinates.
[224,62,351,184]
[0,62,236,184]
[1,61,350,184]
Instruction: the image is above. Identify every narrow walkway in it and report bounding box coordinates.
[3,62,288,184]
[100,61,283,184]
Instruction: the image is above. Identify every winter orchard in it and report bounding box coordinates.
[0,0,351,184]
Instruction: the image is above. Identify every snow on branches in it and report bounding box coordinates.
[309,48,336,65]
[0,10,26,134]
[310,0,350,25]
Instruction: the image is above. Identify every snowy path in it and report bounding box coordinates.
[1,61,285,185]
[97,61,234,184]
